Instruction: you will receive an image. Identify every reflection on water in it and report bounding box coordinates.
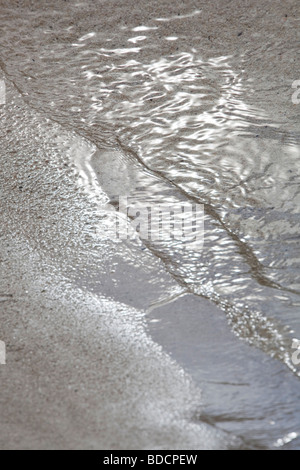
[0,0,299,449]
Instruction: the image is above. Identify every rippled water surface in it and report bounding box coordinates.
[0,0,299,449]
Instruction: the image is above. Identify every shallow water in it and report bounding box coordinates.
[0,0,299,449]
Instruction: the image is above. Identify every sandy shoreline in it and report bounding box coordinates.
[0,0,299,449]
[0,212,241,450]
[0,79,242,449]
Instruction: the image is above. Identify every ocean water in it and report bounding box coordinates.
[0,0,299,449]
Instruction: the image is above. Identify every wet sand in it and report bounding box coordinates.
[0,0,299,449]
[0,80,241,450]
